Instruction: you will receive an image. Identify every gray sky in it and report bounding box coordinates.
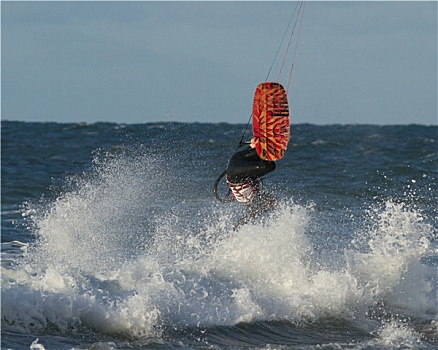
[2,1,437,125]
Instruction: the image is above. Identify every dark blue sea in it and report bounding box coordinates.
[1,121,437,350]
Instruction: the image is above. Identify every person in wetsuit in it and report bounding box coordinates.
[225,137,277,227]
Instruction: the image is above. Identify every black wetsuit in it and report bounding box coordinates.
[226,147,277,229]
[226,147,276,183]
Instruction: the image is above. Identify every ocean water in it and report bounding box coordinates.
[1,120,437,350]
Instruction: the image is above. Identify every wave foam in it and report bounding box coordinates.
[2,151,435,343]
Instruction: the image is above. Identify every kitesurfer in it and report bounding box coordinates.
[225,137,277,227]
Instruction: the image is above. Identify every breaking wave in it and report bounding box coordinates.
[2,148,436,348]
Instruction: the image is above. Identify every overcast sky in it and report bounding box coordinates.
[2,1,437,125]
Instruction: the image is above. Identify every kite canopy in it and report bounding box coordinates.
[252,82,290,161]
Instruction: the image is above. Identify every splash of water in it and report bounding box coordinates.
[25,149,167,275]
[1,149,435,343]
[367,319,428,349]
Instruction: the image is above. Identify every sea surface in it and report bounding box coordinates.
[1,120,437,350]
